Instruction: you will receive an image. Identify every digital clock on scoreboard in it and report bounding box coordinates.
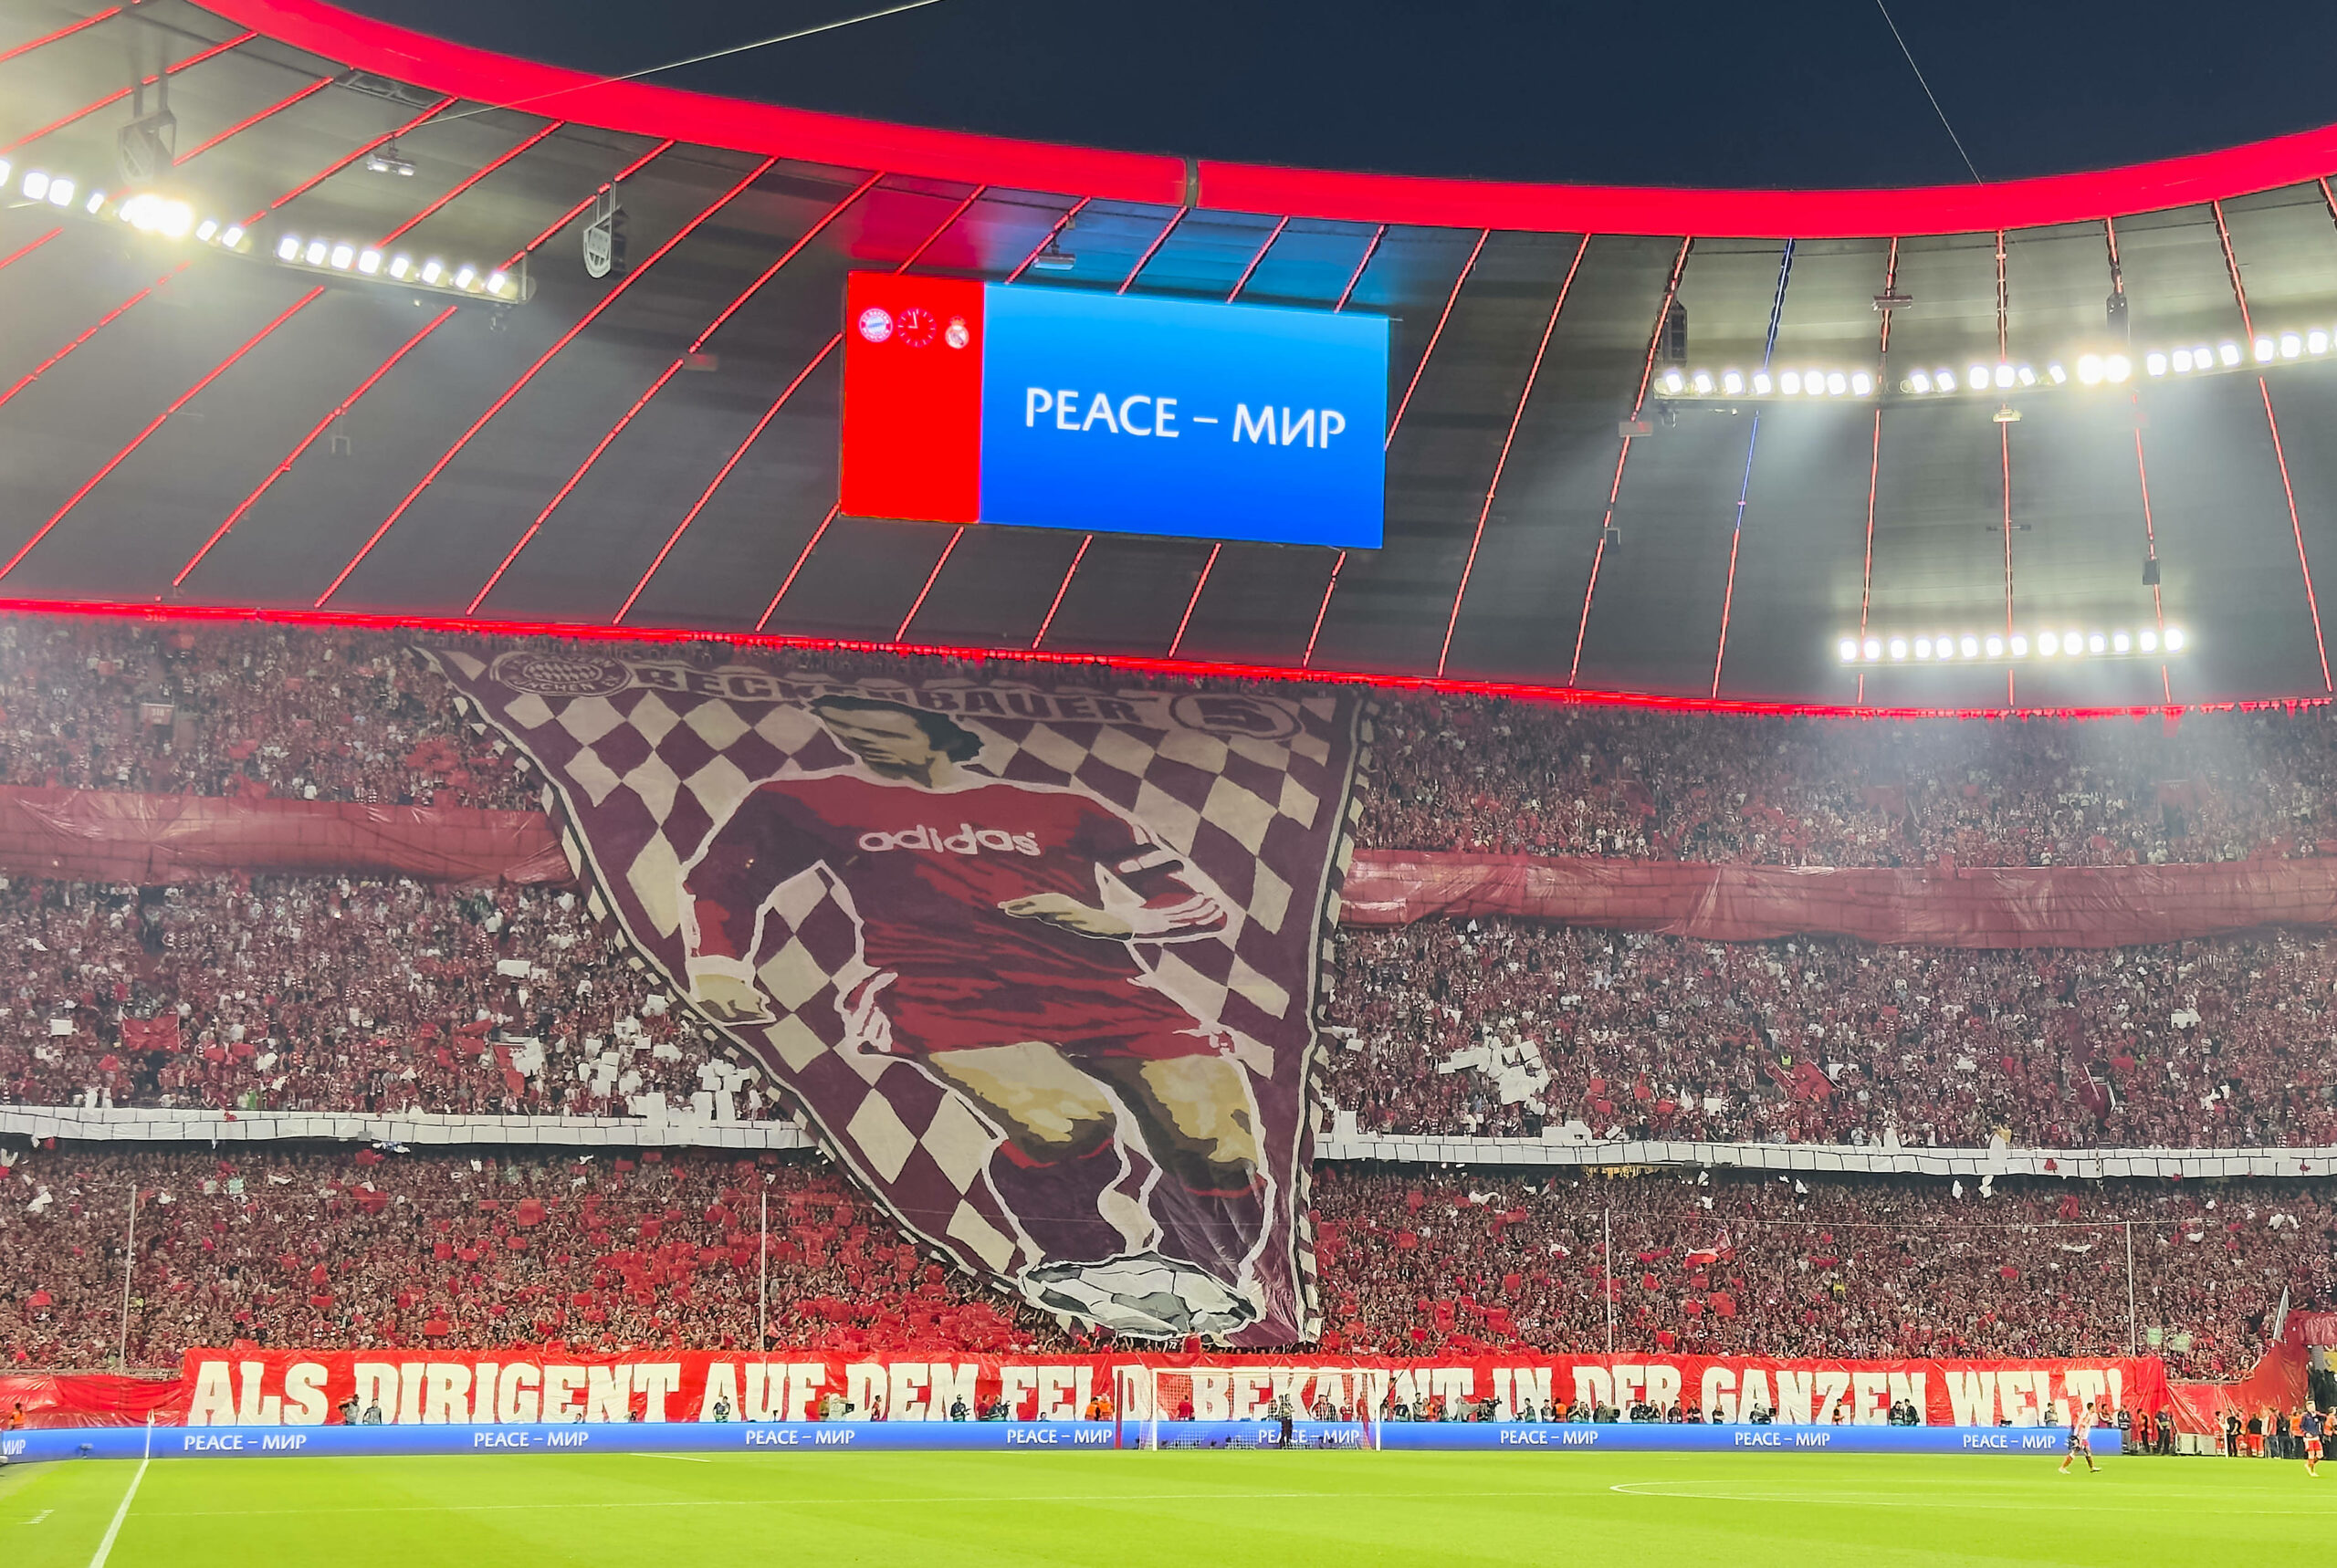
[840,273,1387,549]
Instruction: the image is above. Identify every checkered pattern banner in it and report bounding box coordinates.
[433,645,1358,1345]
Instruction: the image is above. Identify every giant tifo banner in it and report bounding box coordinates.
[432,647,1359,1345]
[1344,849,2337,948]
[160,1350,2168,1427]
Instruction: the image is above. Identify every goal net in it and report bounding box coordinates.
[1114,1367,1381,1450]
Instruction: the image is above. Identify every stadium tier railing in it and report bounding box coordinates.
[5,1104,2327,1177]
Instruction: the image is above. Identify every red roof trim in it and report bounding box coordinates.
[197,0,2337,236]
[0,594,2310,724]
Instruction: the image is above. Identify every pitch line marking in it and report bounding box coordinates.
[88,1453,150,1567]
[27,1510,52,1524]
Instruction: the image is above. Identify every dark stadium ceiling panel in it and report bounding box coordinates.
[10,0,2337,712]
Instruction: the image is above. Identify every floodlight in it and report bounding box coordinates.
[2139,630,2158,653]
[21,170,46,200]
[388,255,412,279]
[365,144,416,177]
[420,258,444,283]
[2281,332,2303,359]
[1851,371,1873,395]
[1888,637,1908,660]
[2312,330,2331,355]
[1826,371,1848,394]
[1721,370,1744,394]
[46,177,72,207]
[1993,363,2014,389]
[2016,365,2036,386]
[2255,337,2277,362]
[2038,632,2058,656]
[1936,369,1958,392]
[329,244,355,270]
[2088,632,2106,653]
[1691,371,1714,394]
[1778,371,1801,394]
[1969,363,1991,390]
[1913,638,1933,659]
[1660,368,1684,393]
[2105,354,2131,382]
[1984,635,2004,658]
[2219,341,2242,366]
[1908,370,1933,393]
[1751,371,1772,393]
[2172,349,2193,372]
[1862,639,1882,662]
[304,239,328,266]
[2009,634,2028,656]
[357,250,382,275]
[1838,638,1859,663]
[2145,352,2167,377]
[2112,631,2131,653]
[277,234,300,261]
[2164,627,2185,650]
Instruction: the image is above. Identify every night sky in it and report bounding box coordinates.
[347,0,2337,190]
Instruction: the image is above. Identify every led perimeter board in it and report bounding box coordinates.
[840,273,1387,548]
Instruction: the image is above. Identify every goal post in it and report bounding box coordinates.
[1111,1366,1380,1450]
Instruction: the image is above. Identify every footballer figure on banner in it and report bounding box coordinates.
[677,694,1268,1337]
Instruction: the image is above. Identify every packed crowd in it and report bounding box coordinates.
[0,875,762,1121]
[1323,919,2337,1148]
[1358,694,2337,867]
[6,875,2337,1149]
[0,1146,1060,1369]
[13,611,2337,873]
[1308,1166,2322,1378]
[4,1147,2319,1379]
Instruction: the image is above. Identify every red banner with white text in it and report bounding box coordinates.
[157,1348,2167,1428]
[1343,849,2337,948]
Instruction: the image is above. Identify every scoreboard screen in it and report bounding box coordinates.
[841,273,1386,549]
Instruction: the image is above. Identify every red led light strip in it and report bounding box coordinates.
[1570,236,1693,686]
[0,287,324,581]
[687,185,987,633]
[0,227,61,278]
[177,121,575,587]
[1166,543,1220,660]
[0,6,122,69]
[1387,229,1488,449]
[315,150,765,608]
[1028,534,1090,650]
[758,503,838,631]
[0,592,2284,724]
[174,74,334,165]
[1162,219,1294,659]
[1438,233,1589,679]
[466,168,884,615]
[0,31,254,155]
[894,525,965,643]
[2216,199,2331,691]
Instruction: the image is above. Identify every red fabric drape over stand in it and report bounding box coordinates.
[0,789,567,886]
[1343,850,2337,949]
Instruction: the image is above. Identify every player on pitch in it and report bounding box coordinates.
[2059,1399,2101,1475]
[677,693,1267,1336]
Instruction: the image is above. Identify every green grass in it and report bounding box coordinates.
[3,1449,2331,1567]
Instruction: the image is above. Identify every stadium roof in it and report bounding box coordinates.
[6,0,2337,713]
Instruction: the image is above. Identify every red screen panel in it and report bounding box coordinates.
[840,272,985,525]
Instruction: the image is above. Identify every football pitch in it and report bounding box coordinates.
[4,1449,2331,1567]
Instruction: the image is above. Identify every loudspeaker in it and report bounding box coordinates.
[116,109,176,186]
[2143,557,2161,586]
[1658,300,1688,365]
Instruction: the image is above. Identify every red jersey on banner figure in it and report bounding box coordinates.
[679,693,1268,1338]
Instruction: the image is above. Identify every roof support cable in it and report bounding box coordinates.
[1569,235,1692,685]
[1855,237,1898,707]
[2215,198,2331,691]
[1439,233,1590,678]
[1711,238,1796,698]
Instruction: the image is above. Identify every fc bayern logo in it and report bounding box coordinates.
[945,317,970,350]
[490,651,634,699]
[856,306,893,343]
